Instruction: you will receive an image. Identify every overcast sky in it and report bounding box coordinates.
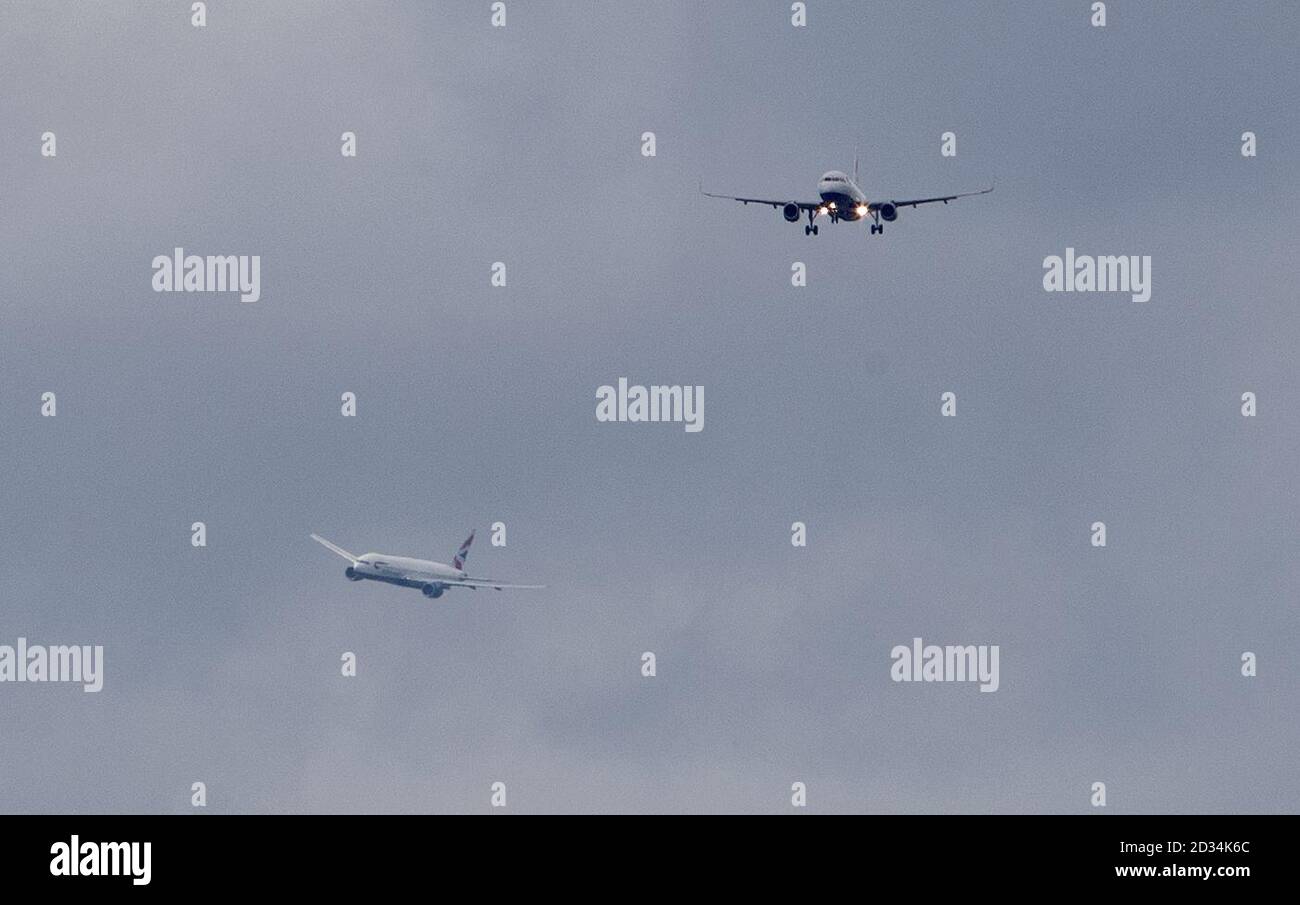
[1,1,1297,813]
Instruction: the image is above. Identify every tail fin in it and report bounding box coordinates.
[452,530,475,570]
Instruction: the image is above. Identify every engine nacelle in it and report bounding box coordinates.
[878,203,898,222]
[422,583,445,599]
[782,202,801,223]
[345,566,362,581]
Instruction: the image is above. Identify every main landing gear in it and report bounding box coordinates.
[804,209,819,236]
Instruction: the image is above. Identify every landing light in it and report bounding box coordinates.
[855,204,869,217]
[828,202,837,210]
[817,206,828,216]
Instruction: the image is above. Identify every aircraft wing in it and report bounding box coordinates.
[875,184,994,210]
[310,533,359,564]
[438,577,546,591]
[700,185,820,210]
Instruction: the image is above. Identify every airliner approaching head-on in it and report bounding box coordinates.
[701,157,992,236]
[310,531,543,598]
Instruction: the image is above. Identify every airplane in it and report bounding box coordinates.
[310,530,544,598]
[701,156,992,236]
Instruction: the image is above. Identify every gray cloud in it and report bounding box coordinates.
[0,1,1296,813]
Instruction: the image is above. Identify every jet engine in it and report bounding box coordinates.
[782,202,801,222]
[345,566,362,581]
[422,583,445,599]
[878,203,898,222]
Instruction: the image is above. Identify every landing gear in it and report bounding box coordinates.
[804,224,819,236]
[870,223,883,235]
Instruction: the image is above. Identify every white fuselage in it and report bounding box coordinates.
[816,170,869,220]
[347,553,465,589]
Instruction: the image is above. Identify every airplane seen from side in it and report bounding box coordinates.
[310,530,544,598]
